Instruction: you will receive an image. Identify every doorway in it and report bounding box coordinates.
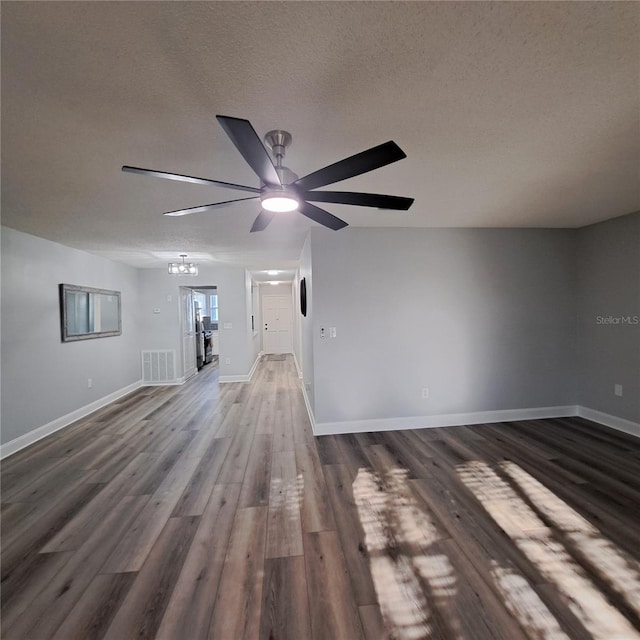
[262,294,293,354]
[179,285,219,380]
[179,287,197,380]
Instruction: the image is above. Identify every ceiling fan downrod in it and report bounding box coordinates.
[263,130,298,184]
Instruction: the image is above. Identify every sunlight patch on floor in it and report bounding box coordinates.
[491,560,570,640]
[457,460,640,639]
[353,467,464,639]
[500,460,640,619]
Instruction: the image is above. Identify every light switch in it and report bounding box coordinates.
[166,295,172,302]
[614,384,623,397]
[153,308,161,314]
[223,322,232,329]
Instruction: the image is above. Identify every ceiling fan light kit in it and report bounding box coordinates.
[123,115,414,232]
[260,189,299,213]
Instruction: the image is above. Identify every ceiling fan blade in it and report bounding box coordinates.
[293,141,406,191]
[302,190,414,210]
[298,201,348,231]
[163,196,259,217]
[216,115,281,187]
[250,210,275,232]
[122,166,260,193]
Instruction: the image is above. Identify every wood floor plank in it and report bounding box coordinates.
[239,434,273,508]
[122,430,196,495]
[475,423,589,485]
[101,452,203,573]
[216,423,257,484]
[156,484,242,640]
[304,530,365,640]
[1,477,103,578]
[171,436,232,516]
[0,501,39,542]
[259,556,312,640]
[62,434,128,472]
[323,463,378,606]
[272,406,296,453]
[436,537,531,640]
[266,450,303,558]
[408,474,556,600]
[358,604,388,640]
[4,494,149,639]
[294,429,336,533]
[255,385,276,435]
[209,506,268,640]
[102,515,200,640]
[51,573,137,640]
[39,452,156,553]
[211,389,244,439]
[298,467,336,534]
[0,550,74,631]
[2,458,93,504]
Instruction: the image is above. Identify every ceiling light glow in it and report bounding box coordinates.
[261,190,299,213]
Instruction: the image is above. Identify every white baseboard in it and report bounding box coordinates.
[300,381,316,431]
[143,373,192,386]
[219,354,261,384]
[0,379,144,460]
[312,405,577,437]
[292,353,303,379]
[576,406,640,438]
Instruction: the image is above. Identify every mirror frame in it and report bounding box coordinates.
[59,283,122,342]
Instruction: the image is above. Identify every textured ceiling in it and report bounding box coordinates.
[2,1,639,269]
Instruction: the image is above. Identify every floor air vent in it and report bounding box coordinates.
[141,350,176,383]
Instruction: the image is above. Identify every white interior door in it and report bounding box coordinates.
[262,295,293,354]
[180,287,197,379]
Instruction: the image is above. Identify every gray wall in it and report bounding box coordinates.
[309,227,577,425]
[137,266,257,379]
[577,212,640,423]
[246,270,261,368]
[300,234,315,412]
[1,227,141,444]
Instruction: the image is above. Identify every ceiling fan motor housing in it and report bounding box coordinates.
[264,130,292,162]
[263,130,298,190]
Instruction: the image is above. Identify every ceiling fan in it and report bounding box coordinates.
[122,115,414,232]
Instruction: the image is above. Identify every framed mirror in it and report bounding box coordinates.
[59,284,122,342]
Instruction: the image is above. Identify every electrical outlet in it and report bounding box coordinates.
[225,358,231,365]
[421,387,429,399]
[87,378,93,388]
[614,384,623,397]
[329,327,337,338]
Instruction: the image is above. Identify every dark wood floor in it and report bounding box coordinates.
[2,356,640,640]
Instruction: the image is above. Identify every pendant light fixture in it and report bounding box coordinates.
[168,254,198,275]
